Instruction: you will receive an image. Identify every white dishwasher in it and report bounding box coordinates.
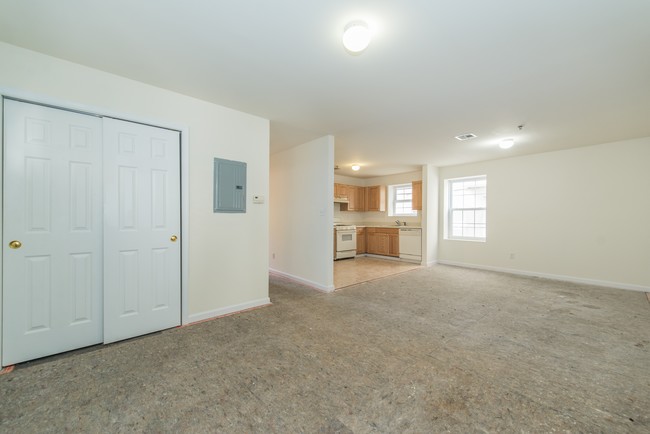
[399,228,422,263]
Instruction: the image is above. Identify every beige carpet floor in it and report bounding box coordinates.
[1,265,649,433]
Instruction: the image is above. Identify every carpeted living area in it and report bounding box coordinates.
[1,265,648,432]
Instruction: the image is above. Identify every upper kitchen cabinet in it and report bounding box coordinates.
[412,180,422,211]
[334,183,346,198]
[346,186,360,211]
[366,185,386,212]
[356,186,366,212]
[335,183,366,211]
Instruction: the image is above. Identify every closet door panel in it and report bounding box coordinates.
[103,118,181,344]
[2,99,103,366]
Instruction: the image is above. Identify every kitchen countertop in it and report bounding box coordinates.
[347,224,422,229]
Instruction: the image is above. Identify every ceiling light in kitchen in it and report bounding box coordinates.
[351,164,361,171]
[342,21,371,53]
[499,138,515,149]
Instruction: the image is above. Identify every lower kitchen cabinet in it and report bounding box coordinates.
[366,227,399,257]
[389,232,399,256]
[357,227,366,254]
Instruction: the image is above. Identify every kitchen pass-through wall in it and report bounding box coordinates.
[2,99,181,366]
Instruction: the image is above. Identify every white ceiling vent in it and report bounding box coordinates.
[455,133,477,141]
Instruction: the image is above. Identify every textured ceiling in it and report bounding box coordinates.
[1,0,649,177]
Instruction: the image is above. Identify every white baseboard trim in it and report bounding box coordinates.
[269,268,335,293]
[426,259,438,267]
[186,297,271,324]
[436,260,650,293]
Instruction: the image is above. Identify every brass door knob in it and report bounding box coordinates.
[170,235,178,242]
[9,240,22,249]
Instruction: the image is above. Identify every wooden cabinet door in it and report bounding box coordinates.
[366,229,379,254]
[334,183,345,198]
[367,186,386,212]
[368,233,389,255]
[412,180,422,211]
[357,186,367,212]
[356,227,366,254]
[347,185,357,210]
[335,183,366,212]
[377,234,390,255]
[366,228,399,256]
[389,232,400,257]
[366,230,375,254]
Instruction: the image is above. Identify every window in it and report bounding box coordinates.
[388,183,417,216]
[447,176,486,241]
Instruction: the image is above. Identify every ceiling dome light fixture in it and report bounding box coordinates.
[351,164,361,171]
[342,20,371,54]
[499,138,515,149]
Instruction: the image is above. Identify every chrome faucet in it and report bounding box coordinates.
[395,220,401,226]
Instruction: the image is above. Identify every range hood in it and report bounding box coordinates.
[334,196,349,204]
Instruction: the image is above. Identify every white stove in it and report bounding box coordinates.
[334,224,357,260]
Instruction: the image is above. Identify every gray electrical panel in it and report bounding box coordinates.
[213,158,247,213]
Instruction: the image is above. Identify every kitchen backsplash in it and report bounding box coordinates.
[334,203,421,226]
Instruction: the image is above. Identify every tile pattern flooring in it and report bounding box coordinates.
[333,256,421,289]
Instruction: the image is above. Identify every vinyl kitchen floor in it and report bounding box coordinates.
[334,256,421,289]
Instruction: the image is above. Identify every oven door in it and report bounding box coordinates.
[336,230,357,252]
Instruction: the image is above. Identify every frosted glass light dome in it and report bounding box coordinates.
[343,21,371,53]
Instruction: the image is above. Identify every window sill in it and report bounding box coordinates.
[445,237,486,243]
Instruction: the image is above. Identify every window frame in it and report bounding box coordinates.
[388,183,418,217]
[445,175,487,242]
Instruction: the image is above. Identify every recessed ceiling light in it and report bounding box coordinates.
[455,133,477,141]
[351,164,361,171]
[499,138,515,149]
[342,21,371,53]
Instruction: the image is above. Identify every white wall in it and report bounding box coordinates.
[438,137,650,291]
[422,165,439,266]
[334,174,366,186]
[0,42,270,324]
[334,171,422,225]
[270,135,334,291]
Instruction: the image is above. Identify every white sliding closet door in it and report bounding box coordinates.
[102,118,181,344]
[3,100,182,366]
[2,99,103,365]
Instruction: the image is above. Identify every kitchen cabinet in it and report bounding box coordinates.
[389,232,399,256]
[367,230,389,255]
[349,186,364,211]
[356,186,366,212]
[412,180,422,211]
[356,227,366,254]
[334,183,346,198]
[366,185,386,212]
[366,227,399,257]
[335,183,366,212]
